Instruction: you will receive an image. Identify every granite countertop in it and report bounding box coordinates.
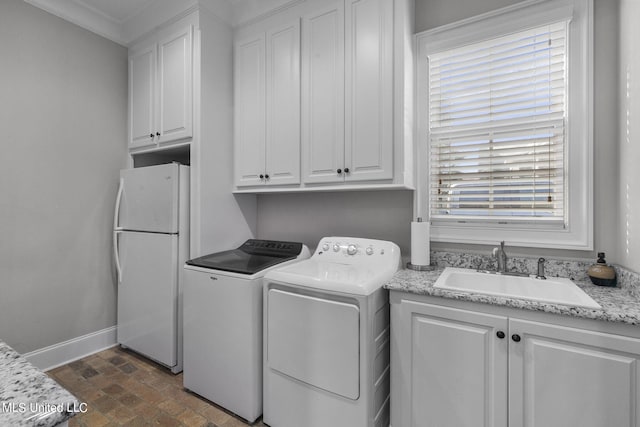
[0,340,79,427]
[385,267,640,326]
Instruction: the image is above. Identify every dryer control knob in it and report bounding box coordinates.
[333,244,341,252]
[347,244,357,255]
[322,243,330,251]
[366,246,374,255]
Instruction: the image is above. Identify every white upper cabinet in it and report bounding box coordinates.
[303,0,393,184]
[234,21,301,187]
[344,0,393,182]
[234,34,266,186]
[157,26,193,143]
[129,44,156,149]
[265,21,301,186]
[302,2,345,184]
[129,22,193,151]
[234,0,414,192]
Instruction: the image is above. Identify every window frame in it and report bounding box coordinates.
[415,0,594,250]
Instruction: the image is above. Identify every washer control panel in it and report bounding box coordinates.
[314,236,399,264]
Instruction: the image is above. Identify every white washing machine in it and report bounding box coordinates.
[183,240,310,423]
[263,237,401,427]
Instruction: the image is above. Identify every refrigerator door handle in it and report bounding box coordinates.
[114,230,123,283]
[113,178,124,283]
[113,178,124,231]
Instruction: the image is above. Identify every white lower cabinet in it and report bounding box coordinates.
[509,318,640,427]
[390,293,640,427]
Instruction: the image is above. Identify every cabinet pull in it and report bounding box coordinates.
[265,174,270,180]
[512,334,521,342]
[149,133,154,138]
[156,132,161,136]
[344,167,350,173]
[337,169,342,174]
[259,174,264,179]
[496,331,505,339]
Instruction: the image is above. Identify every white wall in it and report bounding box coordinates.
[0,0,127,353]
[197,7,257,257]
[618,0,640,272]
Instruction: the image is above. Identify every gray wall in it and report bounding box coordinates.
[0,0,127,353]
[257,191,413,255]
[257,0,622,263]
[418,0,620,262]
[415,0,522,31]
[618,0,640,272]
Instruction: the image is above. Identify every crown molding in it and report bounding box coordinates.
[232,0,305,27]
[24,0,235,46]
[24,0,310,45]
[24,0,127,45]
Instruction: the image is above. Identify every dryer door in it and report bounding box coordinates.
[267,289,360,400]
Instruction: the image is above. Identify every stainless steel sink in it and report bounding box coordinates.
[433,267,601,309]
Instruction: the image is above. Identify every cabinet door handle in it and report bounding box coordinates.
[265,174,270,180]
[496,331,505,339]
[344,167,350,173]
[512,334,521,342]
[156,132,161,136]
[337,168,342,174]
[149,133,154,138]
[259,174,264,179]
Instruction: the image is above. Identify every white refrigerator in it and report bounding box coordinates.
[113,163,189,374]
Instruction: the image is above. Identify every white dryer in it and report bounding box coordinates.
[263,237,401,427]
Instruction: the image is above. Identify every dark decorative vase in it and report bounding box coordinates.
[587,252,617,287]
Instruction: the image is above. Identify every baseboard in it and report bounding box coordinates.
[23,326,118,372]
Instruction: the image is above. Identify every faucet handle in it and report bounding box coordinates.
[536,257,547,280]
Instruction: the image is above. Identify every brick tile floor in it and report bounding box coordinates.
[47,346,266,427]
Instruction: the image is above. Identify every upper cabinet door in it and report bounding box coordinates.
[129,44,156,149]
[344,0,393,182]
[157,25,193,143]
[265,20,301,186]
[301,2,345,184]
[234,35,267,187]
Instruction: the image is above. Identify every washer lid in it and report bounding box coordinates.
[264,259,398,295]
[186,239,305,275]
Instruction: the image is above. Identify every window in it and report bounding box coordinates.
[416,0,593,249]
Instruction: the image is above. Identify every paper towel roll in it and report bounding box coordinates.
[411,220,430,266]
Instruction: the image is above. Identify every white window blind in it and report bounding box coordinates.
[429,21,568,224]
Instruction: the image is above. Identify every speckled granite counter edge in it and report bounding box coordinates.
[385,252,640,326]
[1,341,80,427]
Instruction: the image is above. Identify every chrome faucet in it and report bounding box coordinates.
[536,257,547,280]
[492,241,508,273]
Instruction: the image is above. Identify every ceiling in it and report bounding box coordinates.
[24,0,298,45]
[70,0,157,24]
[24,0,240,45]
[71,0,245,24]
